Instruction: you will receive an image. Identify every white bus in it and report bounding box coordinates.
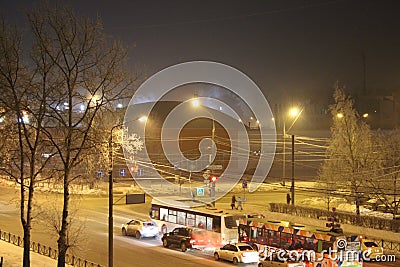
[149,198,245,247]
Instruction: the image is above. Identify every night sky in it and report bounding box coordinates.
[1,0,400,103]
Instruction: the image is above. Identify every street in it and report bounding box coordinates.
[0,184,397,266]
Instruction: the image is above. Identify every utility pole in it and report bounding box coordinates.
[291,134,295,206]
[283,123,286,186]
[108,126,117,267]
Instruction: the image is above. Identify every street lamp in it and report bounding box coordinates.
[108,116,147,267]
[191,98,215,166]
[191,98,216,207]
[282,107,302,205]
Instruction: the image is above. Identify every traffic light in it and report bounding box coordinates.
[129,165,138,173]
[210,175,218,183]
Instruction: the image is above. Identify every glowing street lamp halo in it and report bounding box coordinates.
[289,107,299,117]
[191,98,200,107]
[336,113,344,119]
[138,116,148,123]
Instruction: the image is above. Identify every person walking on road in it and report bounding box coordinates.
[286,193,291,205]
[237,197,243,210]
[231,195,237,210]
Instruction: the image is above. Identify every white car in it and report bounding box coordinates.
[214,243,259,265]
[122,218,159,239]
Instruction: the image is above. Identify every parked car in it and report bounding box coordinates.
[214,243,259,265]
[161,227,208,252]
[121,218,159,239]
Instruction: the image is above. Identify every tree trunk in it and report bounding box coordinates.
[356,195,361,224]
[57,175,69,267]
[22,184,34,267]
[22,226,31,267]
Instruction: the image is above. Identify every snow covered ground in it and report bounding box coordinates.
[0,241,72,267]
[299,195,396,219]
[2,177,396,219]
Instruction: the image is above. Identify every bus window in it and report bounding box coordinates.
[177,211,186,225]
[196,215,206,229]
[304,237,317,250]
[168,209,177,223]
[269,231,279,247]
[160,208,168,221]
[281,232,291,249]
[187,213,195,227]
[150,208,159,220]
[256,228,267,244]
[225,215,245,229]
[206,217,213,231]
[213,216,221,233]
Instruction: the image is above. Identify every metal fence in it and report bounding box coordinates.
[0,229,103,267]
[375,239,400,257]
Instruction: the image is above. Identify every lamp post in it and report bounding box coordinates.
[108,116,147,267]
[191,98,215,167]
[291,134,295,206]
[192,98,216,206]
[282,107,302,205]
[108,124,120,267]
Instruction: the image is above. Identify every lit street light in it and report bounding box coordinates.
[191,98,215,167]
[282,107,302,206]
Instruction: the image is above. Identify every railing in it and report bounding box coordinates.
[375,239,400,257]
[0,229,103,267]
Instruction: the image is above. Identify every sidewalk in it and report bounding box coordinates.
[0,240,72,267]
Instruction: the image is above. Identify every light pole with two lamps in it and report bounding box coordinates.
[108,115,147,267]
[191,98,217,206]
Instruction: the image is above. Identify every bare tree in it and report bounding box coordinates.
[319,84,381,221]
[27,4,133,266]
[0,18,56,267]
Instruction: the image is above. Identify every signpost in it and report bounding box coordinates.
[242,179,248,207]
[119,168,126,177]
[197,187,205,196]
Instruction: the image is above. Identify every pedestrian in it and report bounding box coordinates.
[237,197,243,210]
[286,193,291,205]
[231,195,236,210]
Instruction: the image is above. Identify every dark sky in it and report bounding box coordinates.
[2,0,400,103]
